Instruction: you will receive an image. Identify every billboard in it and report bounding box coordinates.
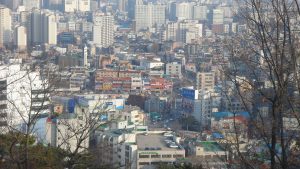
[181,88,198,100]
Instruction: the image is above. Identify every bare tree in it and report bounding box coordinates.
[220,0,300,168]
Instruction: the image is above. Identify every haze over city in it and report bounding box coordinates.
[0,0,299,169]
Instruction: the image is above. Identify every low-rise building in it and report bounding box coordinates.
[46,96,90,153]
[136,134,185,169]
[165,62,182,78]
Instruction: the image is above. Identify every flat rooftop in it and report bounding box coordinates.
[136,134,183,151]
[196,141,224,152]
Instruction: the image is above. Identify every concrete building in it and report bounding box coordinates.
[46,96,90,153]
[117,0,128,12]
[177,20,202,43]
[23,0,41,10]
[193,5,207,20]
[165,62,182,78]
[196,72,215,92]
[1,0,21,11]
[176,2,193,20]
[28,9,42,44]
[27,9,57,45]
[135,1,166,31]
[165,22,177,41]
[48,0,63,11]
[93,12,114,48]
[212,9,224,33]
[95,129,137,169]
[14,25,27,50]
[0,60,49,132]
[95,130,184,169]
[64,0,90,12]
[136,134,185,169]
[0,6,11,48]
[42,12,57,45]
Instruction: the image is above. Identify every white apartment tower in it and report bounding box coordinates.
[176,2,193,20]
[0,61,49,132]
[196,72,215,92]
[23,0,41,10]
[64,0,90,12]
[14,25,27,50]
[42,13,57,45]
[193,5,207,20]
[0,6,12,48]
[166,22,177,41]
[93,12,114,48]
[135,0,166,31]
[83,45,88,67]
[213,9,224,25]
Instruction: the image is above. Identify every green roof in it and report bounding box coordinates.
[197,141,224,152]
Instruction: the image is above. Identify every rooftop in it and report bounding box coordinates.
[196,141,224,152]
[136,134,183,151]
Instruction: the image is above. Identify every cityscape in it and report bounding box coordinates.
[0,0,300,169]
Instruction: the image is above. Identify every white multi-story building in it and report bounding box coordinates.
[96,129,137,169]
[213,9,224,25]
[46,96,90,153]
[23,0,41,10]
[42,13,57,45]
[135,1,166,31]
[177,20,202,43]
[0,60,49,132]
[93,12,114,48]
[0,6,12,48]
[14,25,27,50]
[165,22,177,41]
[193,5,207,20]
[64,0,90,12]
[196,72,215,92]
[95,130,184,169]
[176,2,194,20]
[166,62,182,78]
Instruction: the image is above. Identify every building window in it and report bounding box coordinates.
[162,154,172,158]
[139,162,149,165]
[173,154,183,158]
[151,154,161,158]
[139,154,149,158]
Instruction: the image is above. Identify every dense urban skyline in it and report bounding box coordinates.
[0,0,299,169]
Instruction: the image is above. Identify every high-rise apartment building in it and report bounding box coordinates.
[14,25,27,50]
[1,0,21,11]
[193,5,207,20]
[48,0,63,11]
[135,0,165,31]
[29,9,42,44]
[23,0,41,10]
[42,13,57,45]
[212,9,224,33]
[196,72,215,91]
[93,12,114,48]
[117,0,128,12]
[165,22,177,41]
[64,0,90,12]
[0,6,11,48]
[28,9,57,45]
[176,2,193,20]
[212,9,224,24]
[0,61,49,133]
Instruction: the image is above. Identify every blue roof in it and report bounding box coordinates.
[212,132,224,139]
[212,111,250,120]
